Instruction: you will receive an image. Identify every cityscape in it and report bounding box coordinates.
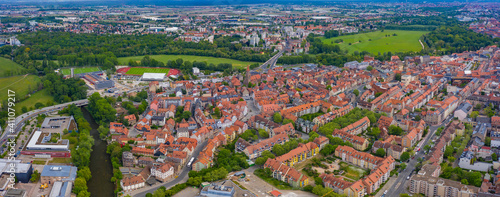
[0,1,500,197]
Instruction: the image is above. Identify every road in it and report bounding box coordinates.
[257,50,283,72]
[384,115,453,197]
[132,140,208,197]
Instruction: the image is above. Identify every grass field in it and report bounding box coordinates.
[339,162,370,181]
[125,67,170,75]
[0,75,42,103]
[321,30,429,54]
[13,89,54,112]
[0,57,26,77]
[60,67,100,75]
[118,55,258,69]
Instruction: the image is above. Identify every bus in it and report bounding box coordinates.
[187,157,195,168]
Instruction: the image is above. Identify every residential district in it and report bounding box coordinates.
[1,43,500,197]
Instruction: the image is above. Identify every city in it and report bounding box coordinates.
[0,1,499,197]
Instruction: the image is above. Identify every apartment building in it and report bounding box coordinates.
[275,142,319,167]
[264,159,309,188]
[410,174,479,197]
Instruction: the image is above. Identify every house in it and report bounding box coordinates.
[320,173,366,197]
[110,122,129,136]
[121,174,145,192]
[264,159,309,188]
[151,163,175,182]
[313,136,329,150]
[275,142,319,167]
[242,134,289,159]
[124,115,137,125]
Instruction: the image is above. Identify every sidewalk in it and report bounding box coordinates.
[374,176,396,197]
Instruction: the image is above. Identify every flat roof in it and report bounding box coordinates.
[26,131,69,150]
[41,165,77,181]
[142,73,166,79]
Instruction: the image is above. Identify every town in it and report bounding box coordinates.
[0,1,500,197]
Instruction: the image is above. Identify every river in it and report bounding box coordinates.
[81,107,115,197]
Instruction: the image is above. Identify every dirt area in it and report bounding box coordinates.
[172,186,200,197]
[312,160,339,174]
[16,182,51,197]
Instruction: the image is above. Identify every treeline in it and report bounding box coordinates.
[130,55,237,75]
[42,73,88,103]
[422,26,500,54]
[384,25,437,31]
[9,32,270,74]
[58,104,95,197]
[324,30,340,39]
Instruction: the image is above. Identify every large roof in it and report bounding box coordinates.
[142,73,166,80]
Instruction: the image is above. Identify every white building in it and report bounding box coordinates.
[120,175,145,192]
[151,163,174,182]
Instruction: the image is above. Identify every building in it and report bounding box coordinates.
[49,181,72,197]
[264,159,309,188]
[241,134,289,159]
[41,116,77,132]
[142,73,166,81]
[320,173,365,197]
[275,142,319,167]
[121,175,145,192]
[83,74,114,90]
[122,151,135,167]
[200,180,255,197]
[22,131,71,158]
[41,165,77,184]
[454,102,473,121]
[151,163,174,182]
[0,159,33,183]
[410,174,479,197]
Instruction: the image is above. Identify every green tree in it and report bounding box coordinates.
[400,152,410,161]
[258,129,269,138]
[493,153,498,161]
[73,177,88,195]
[375,148,386,157]
[485,137,491,146]
[273,112,282,123]
[353,89,359,97]
[77,166,92,181]
[471,111,479,119]
[366,66,373,71]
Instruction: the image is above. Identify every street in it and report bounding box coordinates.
[382,115,453,197]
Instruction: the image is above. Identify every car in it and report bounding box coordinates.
[384,190,388,194]
[407,176,410,180]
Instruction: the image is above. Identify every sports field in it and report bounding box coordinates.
[321,30,429,54]
[125,67,170,75]
[118,55,258,69]
[60,67,100,75]
[0,57,26,77]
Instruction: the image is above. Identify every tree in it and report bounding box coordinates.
[424,145,431,152]
[493,153,498,161]
[273,112,282,123]
[272,144,286,156]
[309,131,319,141]
[97,125,109,140]
[400,163,407,170]
[30,170,40,182]
[444,146,454,158]
[375,148,386,157]
[448,156,456,163]
[73,177,88,195]
[400,152,410,161]
[366,66,373,71]
[21,106,28,113]
[388,125,403,136]
[461,179,469,185]
[214,107,221,117]
[353,89,359,97]
[485,137,491,146]
[258,129,269,138]
[471,111,479,119]
[77,167,92,181]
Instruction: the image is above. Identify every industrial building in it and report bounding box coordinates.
[41,116,77,132]
[0,159,33,186]
[49,181,72,197]
[41,165,77,184]
[83,74,115,90]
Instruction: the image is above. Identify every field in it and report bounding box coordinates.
[0,75,42,103]
[118,55,258,69]
[60,67,100,75]
[0,57,26,77]
[321,30,429,54]
[125,67,170,75]
[13,89,54,112]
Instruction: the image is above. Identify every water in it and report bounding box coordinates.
[81,107,115,197]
